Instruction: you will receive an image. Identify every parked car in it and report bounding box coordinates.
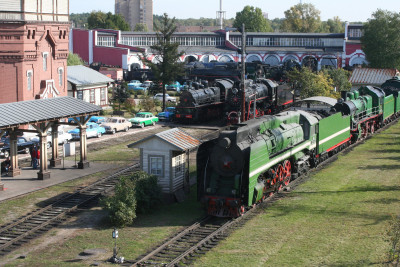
[129,112,159,128]
[101,117,131,134]
[31,129,72,148]
[0,137,38,158]
[157,107,176,122]
[165,81,184,92]
[68,122,106,140]
[153,93,176,103]
[127,80,142,90]
[141,80,153,88]
[89,116,107,124]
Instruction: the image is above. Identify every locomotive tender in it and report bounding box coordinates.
[197,81,400,217]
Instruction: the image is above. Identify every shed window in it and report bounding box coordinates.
[150,157,163,176]
[101,88,106,100]
[175,154,183,174]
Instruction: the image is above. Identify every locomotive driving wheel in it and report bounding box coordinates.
[282,160,292,186]
[275,164,285,192]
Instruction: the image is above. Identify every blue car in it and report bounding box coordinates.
[68,122,106,139]
[157,107,176,121]
[89,116,106,124]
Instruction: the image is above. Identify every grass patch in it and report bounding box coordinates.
[2,185,205,266]
[193,122,400,267]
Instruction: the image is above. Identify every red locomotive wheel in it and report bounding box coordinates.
[283,160,292,186]
[370,123,375,134]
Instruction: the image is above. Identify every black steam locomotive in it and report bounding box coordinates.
[174,78,294,125]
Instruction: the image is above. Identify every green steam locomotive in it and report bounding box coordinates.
[197,80,400,217]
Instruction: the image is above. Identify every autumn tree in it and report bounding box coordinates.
[287,67,338,99]
[87,11,130,31]
[140,13,184,110]
[282,3,321,33]
[362,9,400,69]
[233,6,272,32]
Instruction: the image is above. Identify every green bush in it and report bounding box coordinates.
[102,176,137,227]
[134,171,162,214]
[102,171,162,226]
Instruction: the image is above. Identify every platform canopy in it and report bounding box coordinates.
[0,96,102,130]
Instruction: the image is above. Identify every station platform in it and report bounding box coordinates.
[0,160,115,202]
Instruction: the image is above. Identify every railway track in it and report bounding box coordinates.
[0,163,140,257]
[129,209,261,267]
[128,118,400,267]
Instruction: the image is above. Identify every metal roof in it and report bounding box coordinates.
[128,128,200,151]
[302,96,338,106]
[0,97,102,129]
[67,65,114,87]
[349,68,400,85]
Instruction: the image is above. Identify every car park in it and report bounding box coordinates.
[68,122,106,139]
[31,128,72,148]
[129,112,159,128]
[157,107,176,121]
[101,117,131,134]
[153,93,176,103]
[0,137,38,158]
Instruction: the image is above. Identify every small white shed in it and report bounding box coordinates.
[128,128,200,200]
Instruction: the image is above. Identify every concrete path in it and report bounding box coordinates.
[0,160,115,202]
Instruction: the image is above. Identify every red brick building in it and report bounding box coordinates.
[0,0,70,104]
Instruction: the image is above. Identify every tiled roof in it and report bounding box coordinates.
[0,97,101,129]
[155,128,200,151]
[67,65,114,87]
[128,128,200,151]
[349,68,399,85]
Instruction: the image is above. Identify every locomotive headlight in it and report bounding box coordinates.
[232,189,236,195]
[206,188,212,193]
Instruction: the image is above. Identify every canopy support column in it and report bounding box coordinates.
[33,123,52,180]
[8,130,21,177]
[50,123,61,167]
[78,125,89,169]
[0,129,4,190]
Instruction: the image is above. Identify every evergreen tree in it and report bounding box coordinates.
[141,13,184,111]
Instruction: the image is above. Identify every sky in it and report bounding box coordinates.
[69,0,400,22]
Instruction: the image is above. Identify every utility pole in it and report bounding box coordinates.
[241,23,246,123]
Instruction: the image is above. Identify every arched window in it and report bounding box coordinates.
[27,70,33,91]
[43,52,48,71]
[58,68,63,87]
[264,56,280,66]
[246,55,261,62]
[218,55,233,63]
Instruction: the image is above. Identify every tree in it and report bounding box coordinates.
[282,3,321,33]
[87,11,130,31]
[141,13,184,111]
[326,16,345,33]
[67,53,84,66]
[134,23,148,32]
[102,176,137,227]
[321,68,351,92]
[233,6,272,32]
[362,9,400,69]
[287,67,338,99]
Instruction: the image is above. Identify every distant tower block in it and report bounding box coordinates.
[216,0,226,30]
